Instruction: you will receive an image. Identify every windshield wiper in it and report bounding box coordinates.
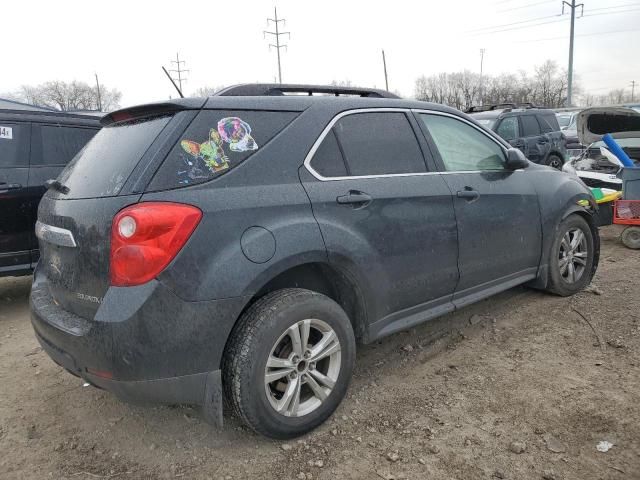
[44,179,70,195]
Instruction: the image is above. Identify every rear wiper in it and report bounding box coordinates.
[44,179,70,195]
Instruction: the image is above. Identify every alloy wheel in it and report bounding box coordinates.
[558,227,588,283]
[264,319,342,417]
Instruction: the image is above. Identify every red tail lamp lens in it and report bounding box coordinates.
[110,202,202,286]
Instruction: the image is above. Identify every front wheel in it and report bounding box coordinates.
[223,289,356,439]
[545,214,595,296]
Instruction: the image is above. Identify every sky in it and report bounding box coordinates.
[2,0,639,108]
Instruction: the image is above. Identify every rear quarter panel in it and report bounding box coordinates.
[141,107,333,302]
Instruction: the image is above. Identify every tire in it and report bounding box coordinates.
[545,214,595,296]
[223,288,356,439]
[621,226,640,249]
[545,154,564,170]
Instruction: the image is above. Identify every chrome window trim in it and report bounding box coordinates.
[303,107,512,182]
[35,221,77,248]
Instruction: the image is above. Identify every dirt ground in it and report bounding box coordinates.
[1,225,638,480]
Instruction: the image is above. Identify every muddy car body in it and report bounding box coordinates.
[31,84,599,438]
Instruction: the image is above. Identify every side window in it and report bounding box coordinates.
[309,130,348,177]
[333,112,426,176]
[33,125,98,166]
[149,110,298,190]
[520,115,541,136]
[419,114,506,171]
[496,117,519,140]
[0,122,30,167]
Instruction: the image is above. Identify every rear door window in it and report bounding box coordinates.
[332,112,426,176]
[148,110,298,190]
[309,130,348,177]
[0,122,30,167]
[520,115,541,136]
[57,115,171,199]
[32,125,98,166]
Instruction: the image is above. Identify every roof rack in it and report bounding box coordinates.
[215,83,400,99]
[466,102,538,113]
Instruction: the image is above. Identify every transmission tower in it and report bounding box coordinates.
[631,80,636,102]
[264,7,290,84]
[169,53,189,93]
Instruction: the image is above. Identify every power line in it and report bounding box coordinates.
[514,27,640,42]
[264,7,290,84]
[466,13,561,33]
[582,7,640,17]
[468,16,566,35]
[168,53,189,93]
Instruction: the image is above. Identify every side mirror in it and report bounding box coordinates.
[506,148,529,170]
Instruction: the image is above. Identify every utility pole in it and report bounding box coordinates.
[562,0,584,106]
[94,73,102,111]
[382,49,389,91]
[169,53,189,93]
[479,48,485,105]
[631,80,636,102]
[264,7,290,84]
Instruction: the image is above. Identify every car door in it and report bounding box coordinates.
[0,121,32,274]
[416,112,542,308]
[28,123,98,264]
[300,110,459,336]
[519,114,544,163]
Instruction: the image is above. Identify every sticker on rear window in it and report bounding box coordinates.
[180,116,258,176]
[0,126,13,140]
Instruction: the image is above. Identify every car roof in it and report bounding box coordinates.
[0,107,103,127]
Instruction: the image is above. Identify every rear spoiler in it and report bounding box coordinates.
[101,98,206,126]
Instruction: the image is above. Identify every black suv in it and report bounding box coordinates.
[0,104,100,276]
[31,84,598,439]
[468,104,567,169]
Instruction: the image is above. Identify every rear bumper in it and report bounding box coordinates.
[30,270,249,421]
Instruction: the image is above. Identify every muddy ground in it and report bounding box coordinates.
[1,225,638,480]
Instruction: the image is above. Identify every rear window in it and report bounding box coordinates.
[57,116,171,198]
[148,110,298,191]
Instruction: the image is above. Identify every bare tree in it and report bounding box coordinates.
[192,85,225,97]
[8,80,121,111]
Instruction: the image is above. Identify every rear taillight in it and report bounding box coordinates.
[110,202,202,286]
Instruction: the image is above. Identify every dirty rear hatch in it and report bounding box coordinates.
[36,103,200,319]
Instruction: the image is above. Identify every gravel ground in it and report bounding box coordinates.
[1,225,638,480]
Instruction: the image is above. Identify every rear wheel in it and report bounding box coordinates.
[546,214,595,296]
[621,226,640,249]
[223,288,355,439]
[545,154,564,170]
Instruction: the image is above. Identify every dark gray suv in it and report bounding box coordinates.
[30,84,599,439]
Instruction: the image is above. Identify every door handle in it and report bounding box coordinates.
[336,190,372,208]
[456,188,480,202]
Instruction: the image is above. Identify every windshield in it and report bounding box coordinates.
[56,115,171,199]
[475,118,496,129]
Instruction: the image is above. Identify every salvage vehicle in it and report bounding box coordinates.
[467,104,567,169]
[31,84,599,439]
[0,106,100,277]
[563,107,640,190]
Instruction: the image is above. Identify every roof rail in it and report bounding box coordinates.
[466,102,538,113]
[215,83,400,99]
